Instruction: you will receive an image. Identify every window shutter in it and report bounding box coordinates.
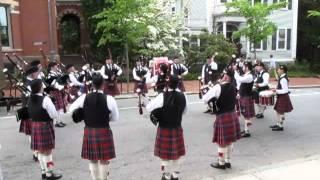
[287,29,291,50]
[288,0,292,9]
[272,32,277,50]
[263,39,268,50]
[273,0,277,4]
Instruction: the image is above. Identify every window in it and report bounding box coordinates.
[0,6,10,47]
[250,0,265,5]
[273,0,291,10]
[221,0,227,3]
[278,29,286,50]
[184,8,189,25]
[251,38,267,51]
[287,29,291,50]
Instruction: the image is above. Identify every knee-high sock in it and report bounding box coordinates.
[42,154,54,176]
[160,159,171,179]
[225,144,233,163]
[258,105,266,114]
[89,161,99,180]
[171,160,180,179]
[277,113,285,127]
[57,109,64,123]
[244,119,252,133]
[99,161,110,180]
[218,146,226,165]
[37,154,46,174]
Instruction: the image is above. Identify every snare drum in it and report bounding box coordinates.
[200,85,210,96]
[259,90,275,106]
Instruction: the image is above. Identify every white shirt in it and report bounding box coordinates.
[133,66,150,81]
[146,89,188,114]
[171,63,188,76]
[69,90,119,122]
[34,93,58,120]
[276,74,289,94]
[270,58,276,69]
[254,71,270,87]
[69,72,83,86]
[235,71,254,84]
[48,71,65,91]
[99,64,123,79]
[202,83,222,104]
[201,62,218,82]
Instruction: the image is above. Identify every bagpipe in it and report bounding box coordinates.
[5,53,24,74]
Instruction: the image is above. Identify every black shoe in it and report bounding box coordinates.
[225,162,231,169]
[204,109,211,114]
[256,114,264,119]
[45,173,62,180]
[242,132,251,138]
[210,162,226,169]
[59,122,66,126]
[41,173,46,179]
[161,173,171,180]
[272,126,284,131]
[55,123,64,128]
[270,124,279,128]
[171,172,180,180]
[33,154,38,162]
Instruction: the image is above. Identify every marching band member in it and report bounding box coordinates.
[99,58,122,96]
[28,79,62,180]
[69,74,119,180]
[30,60,45,80]
[234,62,255,138]
[170,57,188,92]
[47,62,67,128]
[78,63,93,94]
[66,64,83,102]
[271,65,293,131]
[203,69,241,170]
[254,62,270,119]
[133,59,149,94]
[201,56,219,113]
[20,66,40,162]
[152,63,169,93]
[146,75,187,180]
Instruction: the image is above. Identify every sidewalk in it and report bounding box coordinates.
[212,155,320,180]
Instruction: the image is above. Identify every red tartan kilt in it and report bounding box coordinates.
[178,81,185,92]
[213,111,241,146]
[104,82,120,96]
[239,96,256,119]
[31,121,55,151]
[134,82,148,94]
[274,94,293,114]
[50,90,66,110]
[70,86,80,97]
[81,127,116,161]
[154,127,185,160]
[19,119,32,135]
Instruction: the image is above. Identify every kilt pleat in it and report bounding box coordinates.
[50,90,66,111]
[81,127,116,161]
[274,94,293,114]
[134,82,148,94]
[239,96,256,119]
[104,83,120,96]
[31,121,55,151]
[19,119,32,135]
[213,111,241,146]
[154,127,185,160]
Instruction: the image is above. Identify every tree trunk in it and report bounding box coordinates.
[125,42,130,93]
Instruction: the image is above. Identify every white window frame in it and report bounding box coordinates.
[0,5,13,49]
[250,41,263,51]
[277,28,287,51]
[251,0,266,6]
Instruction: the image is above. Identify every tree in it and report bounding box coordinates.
[226,0,286,59]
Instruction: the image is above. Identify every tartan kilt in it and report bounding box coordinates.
[19,119,32,135]
[154,127,185,160]
[239,96,256,119]
[178,80,185,92]
[81,127,116,161]
[50,90,66,111]
[31,121,55,151]
[134,82,148,94]
[213,111,241,146]
[104,82,120,96]
[70,86,80,97]
[274,94,293,114]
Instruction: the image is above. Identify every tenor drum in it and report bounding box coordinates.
[259,90,275,106]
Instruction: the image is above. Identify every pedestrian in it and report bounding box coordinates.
[69,74,119,180]
[27,79,62,180]
[203,69,241,169]
[271,65,293,131]
[234,62,255,138]
[146,75,187,180]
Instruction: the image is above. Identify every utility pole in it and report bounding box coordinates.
[48,0,55,61]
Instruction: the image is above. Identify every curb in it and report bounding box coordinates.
[115,85,320,100]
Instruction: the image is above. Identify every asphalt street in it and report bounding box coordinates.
[0,88,320,180]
